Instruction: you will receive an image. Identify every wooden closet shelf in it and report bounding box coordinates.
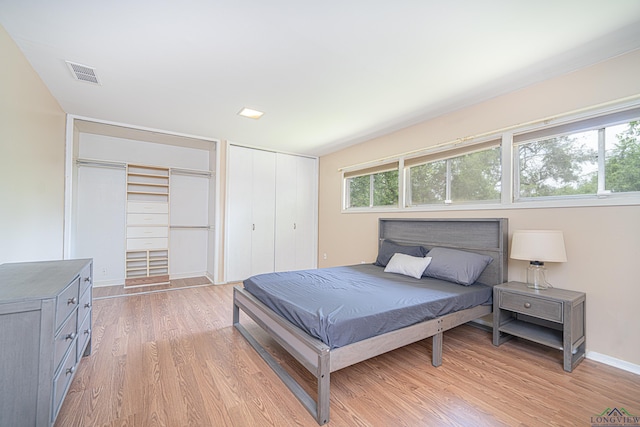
[127,191,169,196]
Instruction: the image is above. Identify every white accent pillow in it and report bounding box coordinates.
[384,253,432,279]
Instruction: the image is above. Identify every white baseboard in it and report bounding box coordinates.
[169,271,210,281]
[93,278,125,287]
[586,351,640,376]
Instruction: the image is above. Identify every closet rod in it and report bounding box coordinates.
[76,159,126,169]
[170,168,212,178]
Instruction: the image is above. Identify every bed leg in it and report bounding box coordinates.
[432,332,443,367]
[233,301,240,324]
[317,351,330,425]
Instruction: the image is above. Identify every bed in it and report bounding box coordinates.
[233,218,508,425]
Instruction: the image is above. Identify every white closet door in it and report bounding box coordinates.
[275,153,297,271]
[226,146,254,281]
[250,149,276,276]
[274,154,317,272]
[294,156,318,270]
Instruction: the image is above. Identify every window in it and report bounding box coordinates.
[344,163,398,208]
[516,130,598,198]
[341,104,640,212]
[514,108,640,200]
[406,143,501,206]
[605,120,640,193]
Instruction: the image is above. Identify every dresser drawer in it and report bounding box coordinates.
[127,238,169,251]
[127,226,169,238]
[79,263,92,296]
[54,312,78,376]
[500,291,563,323]
[126,213,169,226]
[77,309,91,361]
[127,201,169,214]
[78,287,92,325]
[52,343,77,422]
[55,278,80,330]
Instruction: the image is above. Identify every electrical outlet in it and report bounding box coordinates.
[323,253,327,260]
[101,267,107,276]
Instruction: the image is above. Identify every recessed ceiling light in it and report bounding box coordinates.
[238,107,264,119]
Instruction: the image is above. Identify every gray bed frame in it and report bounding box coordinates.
[233,218,508,425]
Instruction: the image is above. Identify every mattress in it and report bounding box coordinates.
[243,264,493,349]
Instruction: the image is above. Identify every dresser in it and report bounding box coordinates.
[0,259,93,426]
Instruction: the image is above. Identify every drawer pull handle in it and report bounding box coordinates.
[65,332,77,341]
[524,302,531,308]
[84,328,91,335]
[66,366,76,376]
[68,297,78,305]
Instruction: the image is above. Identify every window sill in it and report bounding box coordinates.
[341,194,640,213]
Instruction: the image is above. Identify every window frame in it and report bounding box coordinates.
[341,102,640,213]
[405,141,502,207]
[343,161,401,210]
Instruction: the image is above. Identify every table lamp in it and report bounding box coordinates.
[510,230,567,289]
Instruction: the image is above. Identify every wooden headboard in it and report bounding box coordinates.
[378,218,508,286]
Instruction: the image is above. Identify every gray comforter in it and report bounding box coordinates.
[243,264,492,349]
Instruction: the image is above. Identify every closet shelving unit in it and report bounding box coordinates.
[125,164,170,286]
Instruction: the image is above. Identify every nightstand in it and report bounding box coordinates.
[493,281,586,372]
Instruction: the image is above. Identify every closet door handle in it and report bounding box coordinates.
[293,223,297,230]
[252,224,255,231]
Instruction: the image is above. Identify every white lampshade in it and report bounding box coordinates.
[510,230,567,263]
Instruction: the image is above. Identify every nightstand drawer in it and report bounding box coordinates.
[500,292,563,323]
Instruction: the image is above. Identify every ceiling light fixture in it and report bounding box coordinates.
[238,107,264,120]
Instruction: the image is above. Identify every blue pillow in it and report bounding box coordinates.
[375,239,428,267]
[422,247,493,285]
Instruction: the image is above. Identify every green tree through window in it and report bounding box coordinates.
[347,170,398,208]
[606,120,640,193]
[451,148,501,202]
[408,146,500,205]
[518,133,597,198]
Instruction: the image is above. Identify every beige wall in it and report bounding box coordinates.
[318,49,640,367]
[0,25,66,263]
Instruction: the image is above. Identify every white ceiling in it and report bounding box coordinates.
[2,1,640,156]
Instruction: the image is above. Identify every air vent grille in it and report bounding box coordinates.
[66,61,100,85]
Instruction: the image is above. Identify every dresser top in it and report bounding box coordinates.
[495,281,585,303]
[0,259,91,302]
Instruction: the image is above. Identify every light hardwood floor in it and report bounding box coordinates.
[56,283,640,427]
